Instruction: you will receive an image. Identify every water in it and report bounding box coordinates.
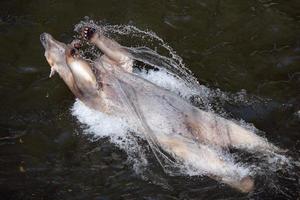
[0,0,299,199]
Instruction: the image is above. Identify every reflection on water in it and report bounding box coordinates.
[0,0,299,199]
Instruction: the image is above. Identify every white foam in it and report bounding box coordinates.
[71,100,149,173]
[71,100,129,140]
[137,69,199,98]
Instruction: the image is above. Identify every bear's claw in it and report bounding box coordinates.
[82,27,96,41]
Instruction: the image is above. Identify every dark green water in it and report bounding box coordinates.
[0,0,299,199]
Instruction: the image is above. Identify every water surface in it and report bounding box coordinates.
[0,0,299,199]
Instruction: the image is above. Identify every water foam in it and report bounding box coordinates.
[71,100,149,173]
[137,69,199,98]
[71,100,129,140]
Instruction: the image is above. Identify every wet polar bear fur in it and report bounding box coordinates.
[40,28,282,193]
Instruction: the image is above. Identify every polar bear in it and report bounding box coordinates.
[40,29,282,193]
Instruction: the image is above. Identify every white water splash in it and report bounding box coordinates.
[71,100,149,173]
[137,69,199,98]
